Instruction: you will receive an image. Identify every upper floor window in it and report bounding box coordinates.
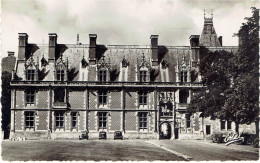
[179,90,189,104]
[25,111,34,130]
[139,112,148,131]
[27,69,36,81]
[98,91,107,106]
[26,90,35,106]
[180,71,188,82]
[139,91,148,106]
[54,88,65,103]
[98,69,107,82]
[57,70,65,81]
[139,70,147,82]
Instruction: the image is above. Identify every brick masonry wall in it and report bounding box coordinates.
[125,111,137,131]
[15,111,23,130]
[37,111,48,130]
[65,112,71,131]
[36,90,48,109]
[88,111,96,131]
[89,91,97,109]
[125,91,137,109]
[69,91,85,109]
[78,111,86,131]
[110,111,121,131]
[110,91,121,109]
[16,90,24,108]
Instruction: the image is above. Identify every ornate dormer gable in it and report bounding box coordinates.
[159,92,174,117]
[122,56,128,68]
[25,54,39,81]
[41,55,48,67]
[81,55,88,68]
[97,56,110,82]
[161,59,169,69]
[137,53,150,82]
[176,55,191,82]
[54,53,68,81]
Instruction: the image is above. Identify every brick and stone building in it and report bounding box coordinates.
[9,14,255,140]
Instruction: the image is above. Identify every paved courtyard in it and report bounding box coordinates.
[1,139,259,161]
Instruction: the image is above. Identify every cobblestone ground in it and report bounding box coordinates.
[1,140,184,161]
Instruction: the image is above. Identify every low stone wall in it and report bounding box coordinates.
[9,131,49,140]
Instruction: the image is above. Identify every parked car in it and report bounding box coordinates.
[99,131,107,140]
[114,131,123,140]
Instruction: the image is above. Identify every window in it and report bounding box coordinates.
[220,120,226,130]
[25,111,34,129]
[98,91,107,105]
[179,90,189,103]
[180,71,188,82]
[139,112,148,130]
[139,70,147,82]
[186,114,191,128]
[54,88,65,103]
[57,70,65,81]
[227,120,232,130]
[99,70,107,82]
[98,112,107,129]
[27,69,35,81]
[139,91,148,106]
[55,112,64,129]
[71,112,77,128]
[26,90,35,106]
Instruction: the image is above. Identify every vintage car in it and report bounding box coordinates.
[114,131,123,140]
[99,131,107,140]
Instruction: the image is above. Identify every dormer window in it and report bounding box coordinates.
[139,70,147,82]
[180,71,188,82]
[98,69,107,82]
[27,69,35,81]
[57,69,65,81]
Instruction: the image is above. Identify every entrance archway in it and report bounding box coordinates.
[159,122,172,139]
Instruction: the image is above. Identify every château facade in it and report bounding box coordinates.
[9,14,255,140]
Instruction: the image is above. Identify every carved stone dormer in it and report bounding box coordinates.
[54,53,68,81]
[81,55,88,68]
[97,56,110,82]
[137,53,150,82]
[25,53,39,81]
[176,55,191,82]
[41,55,48,67]
[79,54,89,81]
[161,59,169,69]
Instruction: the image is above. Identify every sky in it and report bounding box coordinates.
[1,0,259,57]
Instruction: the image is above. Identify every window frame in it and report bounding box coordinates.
[57,69,65,81]
[186,114,191,128]
[55,111,65,129]
[26,90,35,106]
[98,91,107,106]
[98,69,107,82]
[98,112,107,129]
[220,120,226,130]
[71,112,78,129]
[139,112,148,131]
[24,111,35,130]
[27,69,36,81]
[227,120,232,130]
[179,90,189,104]
[54,88,66,103]
[139,91,148,106]
[139,70,147,82]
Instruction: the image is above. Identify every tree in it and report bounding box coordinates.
[1,71,12,139]
[189,7,259,134]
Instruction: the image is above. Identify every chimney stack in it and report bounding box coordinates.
[150,35,159,66]
[48,33,58,61]
[89,34,97,65]
[8,51,15,57]
[189,35,200,48]
[18,33,28,60]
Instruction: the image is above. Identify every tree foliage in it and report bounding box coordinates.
[189,8,259,131]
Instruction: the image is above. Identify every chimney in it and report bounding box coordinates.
[48,33,58,61]
[89,34,97,65]
[18,33,28,60]
[8,51,15,57]
[150,35,159,66]
[189,35,200,48]
[218,36,222,46]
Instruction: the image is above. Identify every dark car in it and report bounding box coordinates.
[99,131,107,140]
[114,131,123,140]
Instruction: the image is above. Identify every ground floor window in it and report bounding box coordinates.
[55,111,65,129]
[227,120,232,130]
[71,112,77,129]
[139,112,148,131]
[25,111,34,130]
[186,114,191,128]
[220,120,226,130]
[98,112,107,129]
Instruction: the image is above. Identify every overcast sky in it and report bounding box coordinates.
[1,0,258,57]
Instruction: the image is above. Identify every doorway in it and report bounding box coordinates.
[206,125,211,135]
[160,122,172,139]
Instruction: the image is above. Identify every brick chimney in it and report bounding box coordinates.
[89,34,97,65]
[48,33,58,61]
[8,51,15,57]
[150,35,159,66]
[189,35,200,64]
[189,35,200,48]
[18,33,28,60]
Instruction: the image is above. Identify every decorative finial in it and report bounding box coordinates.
[204,9,206,18]
[77,33,79,44]
[142,53,145,61]
[211,9,213,19]
[67,57,69,68]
